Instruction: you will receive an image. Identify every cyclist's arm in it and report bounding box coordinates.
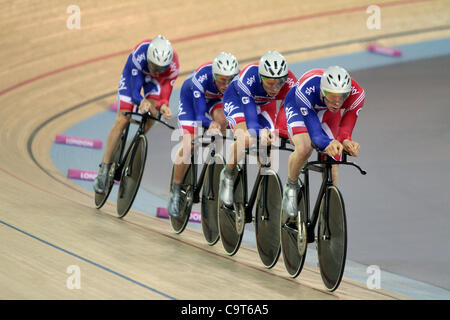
[294,89,332,150]
[128,46,150,106]
[193,91,212,128]
[157,52,180,109]
[130,71,145,106]
[242,97,262,136]
[235,75,262,136]
[336,90,365,142]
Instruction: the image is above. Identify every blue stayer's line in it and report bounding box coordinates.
[0,219,176,300]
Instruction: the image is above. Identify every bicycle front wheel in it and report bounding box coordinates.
[317,185,347,292]
[201,154,225,246]
[255,169,282,269]
[116,135,147,218]
[169,163,195,234]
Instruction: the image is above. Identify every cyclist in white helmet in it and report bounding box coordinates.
[219,51,297,206]
[168,52,239,217]
[94,35,179,194]
[276,66,365,218]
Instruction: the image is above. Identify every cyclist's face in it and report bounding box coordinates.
[214,74,235,94]
[148,61,170,77]
[322,91,349,113]
[261,75,287,97]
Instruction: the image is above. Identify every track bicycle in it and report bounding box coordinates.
[217,137,283,269]
[94,109,174,218]
[279,139,366,291]
[168,132,226,242]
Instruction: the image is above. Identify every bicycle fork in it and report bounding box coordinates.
[321,165,334,240]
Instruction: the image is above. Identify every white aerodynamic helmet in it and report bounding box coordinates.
[258,51,288,78]
[147,35,173,67]
[320,66,352,94]
[212,52,239,77]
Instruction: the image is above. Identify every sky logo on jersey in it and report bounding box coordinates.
[178,103,186,116]
[242,96,250,104]
[197,74,208,83]
[223,101,239,115]
[300,107,309,116]
[286,77,295,88]
[118,75,127,91]
[136,53,146,64]
[247,75,256,87]
[285,106,298,121]
[305,86,316,95]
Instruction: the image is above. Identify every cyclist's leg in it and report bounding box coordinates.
[173,133,195,184]
[102,99,132,164]
[286,107,313,182]
[222,92,251,171]
[169,86,196,217]
[281,106,313,216]
[94,97,132,193]
[220,93,251,205]
[173,82,197,184]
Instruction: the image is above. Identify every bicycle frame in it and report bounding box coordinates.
[115,113,148,180]
[233,140,272,222]
[302,152,335,240]
[278,138,366,241]
[189,134,227,204]
[117,111,175,180]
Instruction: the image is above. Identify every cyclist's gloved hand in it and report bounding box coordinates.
[139,99,152,114]
[325,140,343,158]
[160,104,172,119]
[343,139,360,157]
[207,121,221,135]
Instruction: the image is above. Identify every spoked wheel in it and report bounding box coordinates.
[169,163,195,234]
[254,169,282,269]
[218,167,245,256]
[317,185,347,292]
[201,154,225,246]
[95,126,128,209]
[116,135,148,218]
[280,184,308,278]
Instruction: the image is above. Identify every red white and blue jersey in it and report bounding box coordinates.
[117,38,179,111]
[177,62,225,133]
[223,62,297,135]
[281,69,365,150]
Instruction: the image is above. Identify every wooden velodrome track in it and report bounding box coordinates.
[1,0,449,300]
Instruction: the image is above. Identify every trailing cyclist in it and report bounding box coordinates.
[93,35,179,194]
[168,52,239,218]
